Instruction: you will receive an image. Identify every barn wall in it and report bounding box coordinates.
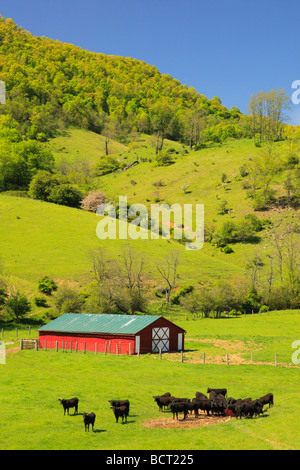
[39,331,135,354]
[137,317,185,354]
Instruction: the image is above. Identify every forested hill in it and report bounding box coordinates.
[0,16,244,144]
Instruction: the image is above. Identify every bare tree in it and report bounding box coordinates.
[156,251,180,303]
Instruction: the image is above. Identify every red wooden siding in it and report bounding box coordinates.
[39,331,135,354]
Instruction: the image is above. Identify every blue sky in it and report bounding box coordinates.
[1,0,300,123]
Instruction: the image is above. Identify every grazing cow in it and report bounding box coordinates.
[83,412,96,432]
[236,400,264,419]
[109,400,130,414]
[258,393,273,408]
[159,392,171,397]
[153,396,174,411]
[58,397,79,415]
[169,402,188,420]
[211,395,227,416]
[171,398,191,403]
[207,387,227,397]
[186,401,199,416]
[195,392,207,400]
[192,398,211,416]
[113,405,128,424]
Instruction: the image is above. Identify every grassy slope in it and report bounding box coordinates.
[1,129,299,302]
[1,346,299,450]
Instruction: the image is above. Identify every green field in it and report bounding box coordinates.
[0,312,299,450]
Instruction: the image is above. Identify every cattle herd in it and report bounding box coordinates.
[153,387,274,421]
[58,387,274,432]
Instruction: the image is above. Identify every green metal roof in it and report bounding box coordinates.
[38,313,161,335]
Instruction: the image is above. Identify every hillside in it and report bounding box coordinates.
[0,15,244,145]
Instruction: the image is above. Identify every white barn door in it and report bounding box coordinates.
[152,327,169,353]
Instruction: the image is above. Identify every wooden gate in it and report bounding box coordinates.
[152,327,169,353]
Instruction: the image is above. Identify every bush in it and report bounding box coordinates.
[228,309,242,317]
[221,245,234,254]
[259,305,269,314]
[96,156,121,176]
[80,190,107,212]
[38,276,58,295]
[154,150,175,167]
[171,285,194,304]
[49,184,82,208]
[34,295,49,307]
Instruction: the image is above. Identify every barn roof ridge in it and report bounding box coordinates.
[38,312,165,335]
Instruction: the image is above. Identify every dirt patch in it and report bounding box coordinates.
[142,413,233,429]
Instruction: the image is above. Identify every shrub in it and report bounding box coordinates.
[96,156,121,175]
[34,295,49,307]
[154,150,175,167]
[221,245,234,254]
[259,305,269,314]
[80,190,107,212]
[49,183,82,208]
[38,276,58,295]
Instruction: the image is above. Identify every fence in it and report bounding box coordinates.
[37,338,135,355]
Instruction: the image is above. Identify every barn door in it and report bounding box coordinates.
[152,327,169,353]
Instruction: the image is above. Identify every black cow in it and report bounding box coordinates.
[186,401,199,416]
[195,392,207,400]
[258,393,274,408]
[171,398,191,403]
[159,392,171,397]
[169,402,188,420]
[58,397,79,415]
[207,387,227,397]
[109,400,130,414]
[113,405,128,424]
[211,396,226,416]
[153,395,174,411]
[192,398,211,416]
[83,412,96,432]
[236,400,263,419]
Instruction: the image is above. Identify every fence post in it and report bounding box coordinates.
[20,339,23,350]
[45,339,47,351]
[181,350,183,363]
[159,348,162,360]
[70,341,72,353]
[75,342,78,353]
[16,327,18,337]
[203,352,205,364]
[226,353,229,365]
[129,343,131,355]
[29,326,31,336]
[62,340,64,352]
[137,344,140,358]
[116,345,119,356]
[109,341,111,354]
[56,341,58,352]
[251,352,253,364]
[84,342,86,354]
[35,340,38,351]
[105,342,107,355]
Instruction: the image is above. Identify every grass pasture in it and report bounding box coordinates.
[0,312,300,450]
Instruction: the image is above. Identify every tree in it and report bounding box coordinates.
[5,291,31,321]
[248,89,290,142]
[156,251,180,303]
[149,99,177,154]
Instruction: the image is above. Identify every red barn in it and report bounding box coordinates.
[38,313,186,355]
